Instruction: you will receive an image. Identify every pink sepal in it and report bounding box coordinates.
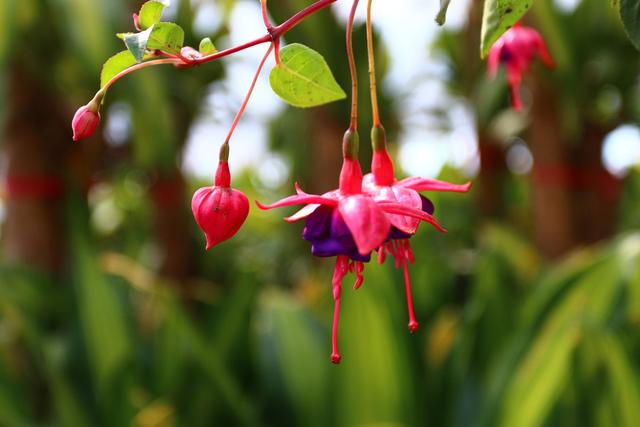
[397,177,472,193]
[378,201,446,233]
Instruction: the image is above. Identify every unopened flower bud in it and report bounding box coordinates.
[175,47,203,69]
[191,159,249,250]
[72,92,103,142]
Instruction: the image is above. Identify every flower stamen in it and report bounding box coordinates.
[402,256,419,333]
[331,255,350,364]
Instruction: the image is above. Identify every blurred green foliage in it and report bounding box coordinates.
[1,0,640,426]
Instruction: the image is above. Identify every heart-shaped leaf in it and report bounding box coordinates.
[269,43,346,108]
[146,22,184,54]
[138,0,167,30]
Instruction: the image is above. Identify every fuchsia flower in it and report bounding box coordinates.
[487,23,554,111]
[258,130,441,363]
[192,144,249,250]
[363,126,471,332]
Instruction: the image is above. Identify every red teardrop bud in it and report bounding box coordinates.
[191,161,249,250]
[72,105,101,142]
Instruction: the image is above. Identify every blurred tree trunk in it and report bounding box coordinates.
[528,82,575,258]
[150,171,193,282]
[477,133,507,217]
[2,62,69,273]
[572,123,619,244]
[528,82,620,258]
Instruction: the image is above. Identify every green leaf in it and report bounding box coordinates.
[436,0,452,25]
[199,37,217,55]
[123,26,153,63]
[619,0,640,51]
[499,301,580,427]
[600,333,640,426]
[146,22,184,55]
[100,50,137,88]
[67,197,132,397]
[269,43,346,108]
[480,0,534,58]
[138,0,167,30]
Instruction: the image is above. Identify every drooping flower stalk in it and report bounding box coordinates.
[225,44,274,143]
[366,0,381,128]
[346,0,360,131]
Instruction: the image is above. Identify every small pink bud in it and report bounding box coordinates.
[191,161,249,250]
[72,105,101,142]
[175,47,202,69]
[72,91,103,142]
[180,46,202,61]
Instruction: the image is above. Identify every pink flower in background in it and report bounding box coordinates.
[487,23,554,111]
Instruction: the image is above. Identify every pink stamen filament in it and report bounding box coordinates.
[331,293,342,363]
[353,261,364,289]
[402,258,419,333]
[331,256,349,364]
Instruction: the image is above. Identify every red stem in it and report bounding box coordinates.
[102,0,337,91]
[273,0,337,36]
[194,34,272,64]
[102,58,181,92]
[260,0,272,29]
[224,44,274,144]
